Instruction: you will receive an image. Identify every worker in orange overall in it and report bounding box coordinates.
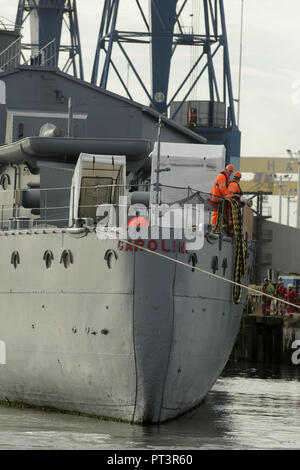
[287,284,297,318]
[227,171,243,235]
[275,278,287,316]
[209,164,234,232]
[228,171,243,202]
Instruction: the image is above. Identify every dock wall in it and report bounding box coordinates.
[231,315,300,365]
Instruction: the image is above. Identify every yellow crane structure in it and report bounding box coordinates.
[239,157,298,196]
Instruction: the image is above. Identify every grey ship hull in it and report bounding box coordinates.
[0,228,246,423]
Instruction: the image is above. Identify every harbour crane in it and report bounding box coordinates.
[91,0,240,163]
[15,0,83,79]
[9,1,240,163]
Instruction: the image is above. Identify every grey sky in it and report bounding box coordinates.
[1,0,300,159]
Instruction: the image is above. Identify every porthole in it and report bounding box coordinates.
[104,249,117,269]
[11,251,20,269]
[0,174,10,191]
[43,250,54,269]
[222,257,228,276]
[188,253,198,272]
[211,255,218,274]
[63,251,71,268]
[60,249,73,269]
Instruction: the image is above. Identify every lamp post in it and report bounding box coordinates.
[285,189,294,226]
[286,149,300,228]
[276,174,292,225]
[287,189,290,225]
[278,175,283,224]
[234,0,245,127]
[281,177,294,226]
[237,0,244,127]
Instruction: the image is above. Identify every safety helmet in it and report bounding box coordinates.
[226,164,234,173]
[233,171,242,179]
[288,283,293,289]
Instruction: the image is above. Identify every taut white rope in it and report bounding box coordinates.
[120,238,300,314]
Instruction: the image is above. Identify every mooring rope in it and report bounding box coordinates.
[230,199,246,304]
[119,237,300,315]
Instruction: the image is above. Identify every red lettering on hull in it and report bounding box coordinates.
[162,240,171,252]
[116,239,189,253]
[147,240,158,251]
[134,239,145,251]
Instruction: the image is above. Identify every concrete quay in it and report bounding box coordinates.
[231,313,300,365]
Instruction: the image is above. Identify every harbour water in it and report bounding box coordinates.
[0,361,298,451]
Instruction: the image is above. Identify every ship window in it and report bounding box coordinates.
[79,177,113,220]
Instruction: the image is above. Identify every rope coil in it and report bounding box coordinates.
[230,199,246,304]
[211,199,246,304]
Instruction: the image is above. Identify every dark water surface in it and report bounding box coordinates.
[0,362,299,450]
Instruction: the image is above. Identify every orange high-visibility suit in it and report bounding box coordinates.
[227,173,243,234]
[209,168,232,231]
[228,180,242,202]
